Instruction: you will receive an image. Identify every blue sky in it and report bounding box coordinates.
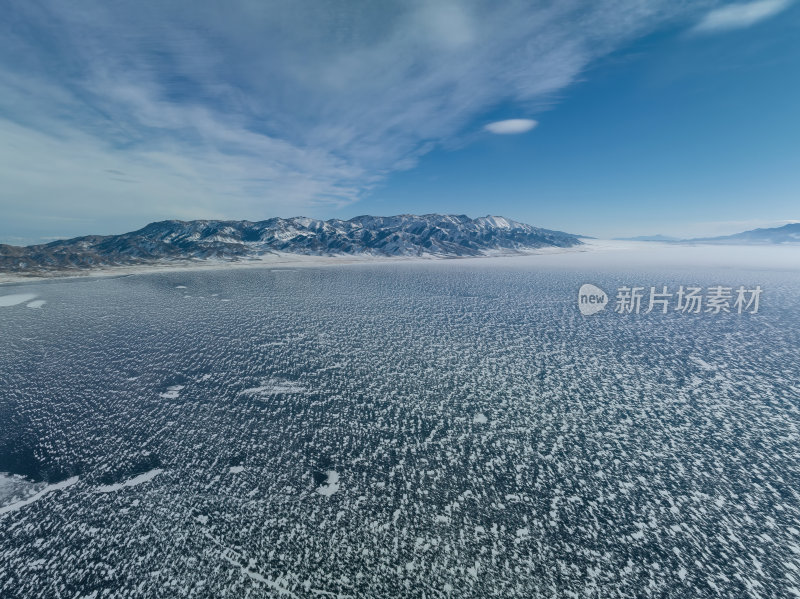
[1,0,798,244]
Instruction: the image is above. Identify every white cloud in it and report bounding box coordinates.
[0,1,714,240]
[485,119,539,134]
[693,0,792,33]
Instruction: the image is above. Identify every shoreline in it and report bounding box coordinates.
[3,240,799,286]
[0,244,593,285]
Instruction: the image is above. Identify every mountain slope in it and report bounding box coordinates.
[611,224,800,245]
[688,223,800,245]
[0,214,581,274]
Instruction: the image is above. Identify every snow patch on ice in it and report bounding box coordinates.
[159,385,185,399]
[0,293,38,307]
[316,471,340,496]
[241,379,306,396]
[0,473,43,507]
[690,356,715,371]
[96,469,164,493]
[473,413,488,424]
[435,515,451,524]
[26,300,46,308]
[219,552,300,597]
[0,476,79,515]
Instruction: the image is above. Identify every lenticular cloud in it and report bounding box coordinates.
[484,119,538,134]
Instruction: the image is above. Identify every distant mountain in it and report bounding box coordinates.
[688,223,800,245]
[613,224,800,245]
[0,214,581,274]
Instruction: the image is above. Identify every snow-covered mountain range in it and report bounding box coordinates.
[0,214,581,274]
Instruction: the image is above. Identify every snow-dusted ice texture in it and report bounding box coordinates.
[1,244,800,598]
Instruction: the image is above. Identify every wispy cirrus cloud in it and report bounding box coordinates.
[692,0,792,33]
[0,0,715,241]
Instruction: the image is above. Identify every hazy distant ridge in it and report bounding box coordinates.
[617,223,800,245]
[0,214,581,274]
[688,223,800,245]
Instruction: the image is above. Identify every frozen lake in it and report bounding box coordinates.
[1,246,800,597]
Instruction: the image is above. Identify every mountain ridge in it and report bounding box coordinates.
[688,223,800,244]
[0,214,582,275]
[614,223,800,245]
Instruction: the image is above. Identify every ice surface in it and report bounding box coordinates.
[1,244,800,597]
